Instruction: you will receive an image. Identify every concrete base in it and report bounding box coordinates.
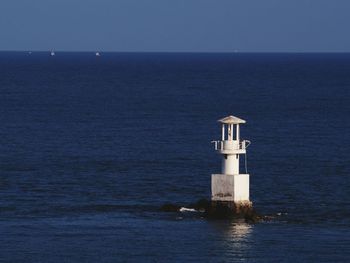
[211,174,250,202]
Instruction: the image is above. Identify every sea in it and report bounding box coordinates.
[0,52,349,262]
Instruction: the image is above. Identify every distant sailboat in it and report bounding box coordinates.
[95,52,100,57]
[50,51,55,56]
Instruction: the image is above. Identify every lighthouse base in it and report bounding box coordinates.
[211,174,250,202]
[206,200,256,220]
[208,174,256,220]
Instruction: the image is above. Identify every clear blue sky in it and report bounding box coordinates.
[1,0,349,52]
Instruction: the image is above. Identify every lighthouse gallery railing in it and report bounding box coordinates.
[211,140,251,151]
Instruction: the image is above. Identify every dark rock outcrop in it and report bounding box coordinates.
[206,201,261,223]
[160,203,181,212]
[160,199,263,223]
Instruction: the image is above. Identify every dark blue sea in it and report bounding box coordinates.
[0,52,349,262]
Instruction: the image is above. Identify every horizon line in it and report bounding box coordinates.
[1,50,350,54]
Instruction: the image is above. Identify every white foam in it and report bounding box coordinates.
[179,207,197,212]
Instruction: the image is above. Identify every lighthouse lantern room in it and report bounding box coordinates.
[211,115,251,205]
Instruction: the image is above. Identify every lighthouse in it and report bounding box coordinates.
[210,115,252,214]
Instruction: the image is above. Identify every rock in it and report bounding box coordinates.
[188,198,210,212]
[206,200,261,222]
[160,199,263,223]
[160,203,181,212]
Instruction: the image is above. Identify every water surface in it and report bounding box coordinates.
[0,52,349,262]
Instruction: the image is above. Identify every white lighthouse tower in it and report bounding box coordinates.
[211,115,252,211]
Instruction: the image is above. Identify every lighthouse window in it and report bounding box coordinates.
[224,154,227,159]
[236,155,238,159]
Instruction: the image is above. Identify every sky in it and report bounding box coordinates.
[0,0,349,52]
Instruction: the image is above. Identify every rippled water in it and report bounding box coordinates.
[0,52,349,262]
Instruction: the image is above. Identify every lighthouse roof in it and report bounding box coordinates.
[218,115,246,124]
